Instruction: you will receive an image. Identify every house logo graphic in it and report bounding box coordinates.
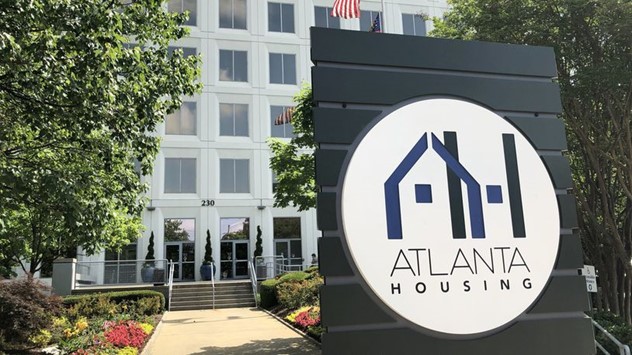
[384,132,525,241]
[340,98,560,337]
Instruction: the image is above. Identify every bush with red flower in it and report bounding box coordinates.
[104,321,149,348]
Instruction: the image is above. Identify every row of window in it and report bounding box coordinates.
[157,217,301,242]
[164,157,253,194]
[105,216,302,282]
[170,46,298,85]
[166,103,294,138]
[170,0,427,36]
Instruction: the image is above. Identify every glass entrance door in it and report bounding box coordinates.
[220,241,250,279]
[165,242,195,281]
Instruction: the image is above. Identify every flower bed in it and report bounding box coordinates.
[260,267,324,341]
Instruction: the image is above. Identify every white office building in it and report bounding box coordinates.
[78,0,449,284]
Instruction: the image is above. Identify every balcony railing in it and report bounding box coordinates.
[75,259,169,288]
[253,255,314,279]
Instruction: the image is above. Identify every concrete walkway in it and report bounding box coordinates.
[143,308,321,355]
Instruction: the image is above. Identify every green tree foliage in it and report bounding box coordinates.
[433,0,632,321]
[204,229,213,264]
[268,84,316,211]
[253,225,263,260]
[144,231,155,262]
[0,0,201,275]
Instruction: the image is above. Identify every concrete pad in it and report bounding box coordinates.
[143,308,321,355]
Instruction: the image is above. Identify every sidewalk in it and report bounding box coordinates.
[143,308,321,355]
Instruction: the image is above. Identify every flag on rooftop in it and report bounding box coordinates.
[330,0,360,19]
[274,107,294,125]
[369,14,382,33]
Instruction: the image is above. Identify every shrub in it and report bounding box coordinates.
[276,276,322,309]
[63,290,165,318]
[103,321,148,348]
[304,265,319,276]
[277,271,309,284]
[0,278,62,350]
[589,310,632,354]
[260,279,279,309]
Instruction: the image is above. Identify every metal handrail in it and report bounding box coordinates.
[248,260,258,307]
[167,259,174,311]
[593,319,632,355]
[211,262,215,309]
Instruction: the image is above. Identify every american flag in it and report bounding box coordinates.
[369,14,382,33]
[274,107,294,125]
[330,0,360,19]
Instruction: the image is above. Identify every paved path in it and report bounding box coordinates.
[143,308,321,355]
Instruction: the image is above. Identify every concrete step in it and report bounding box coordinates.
[169,281,255,310]
[171,296,254,306]
[169,301,256,311]
[172,293,254,301]
[172,287,252,294]
[172,281,250,289]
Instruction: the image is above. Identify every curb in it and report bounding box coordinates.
[258,307,322,349]
[140,312,166,355]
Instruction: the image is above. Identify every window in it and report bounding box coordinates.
[220,103,249,137]
[165,158,196,193]
[268,2,294,33]
[402,13,426,36]
[220,50,248,82]
[133,159,142,178]
[220,159,250,193]
[164,218,196,242]
[104,243,137,284]
[164,218,195,281]
[168,0,197,26]
[360,10,382,31]
[272,171,278,193]
[314,6,340,29]
[269,53,296,84]
[274,217,302,269]
[270,105,294,138]
[168,46,197,58]
[166,102,196,135]
[220,217,250,240]
[220,0,247,29]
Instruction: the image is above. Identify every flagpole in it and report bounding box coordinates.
[381,0,386,33]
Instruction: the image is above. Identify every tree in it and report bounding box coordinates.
[204,229,213,264]
[268,84,317,211]
[0,0,201,275]
[433,0,632,321]
[144,231,155,266]
[253,225,263,261]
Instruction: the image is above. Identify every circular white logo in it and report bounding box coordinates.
[341,98,559,336]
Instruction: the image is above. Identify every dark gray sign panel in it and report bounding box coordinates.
[312,27,595,354]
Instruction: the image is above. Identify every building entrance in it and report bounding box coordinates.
[220,240,249,280]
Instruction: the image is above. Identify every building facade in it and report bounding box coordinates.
[79,0,449,283]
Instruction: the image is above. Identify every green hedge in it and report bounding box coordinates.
[277,271,309,283]
[260,279,279,309]
[63,290,165,318]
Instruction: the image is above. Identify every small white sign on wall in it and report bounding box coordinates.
[583,265,598,293]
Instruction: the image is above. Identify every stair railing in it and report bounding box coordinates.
[593,319,631,355]
[211,263,215,309]
[248,260,258,307]
[167,259,174,311]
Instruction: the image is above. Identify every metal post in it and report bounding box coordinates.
[381,0,387,33]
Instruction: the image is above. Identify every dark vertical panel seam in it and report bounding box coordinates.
[503,134,526,238]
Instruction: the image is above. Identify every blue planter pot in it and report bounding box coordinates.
[141,266,155,282]
[200,263,216,281]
